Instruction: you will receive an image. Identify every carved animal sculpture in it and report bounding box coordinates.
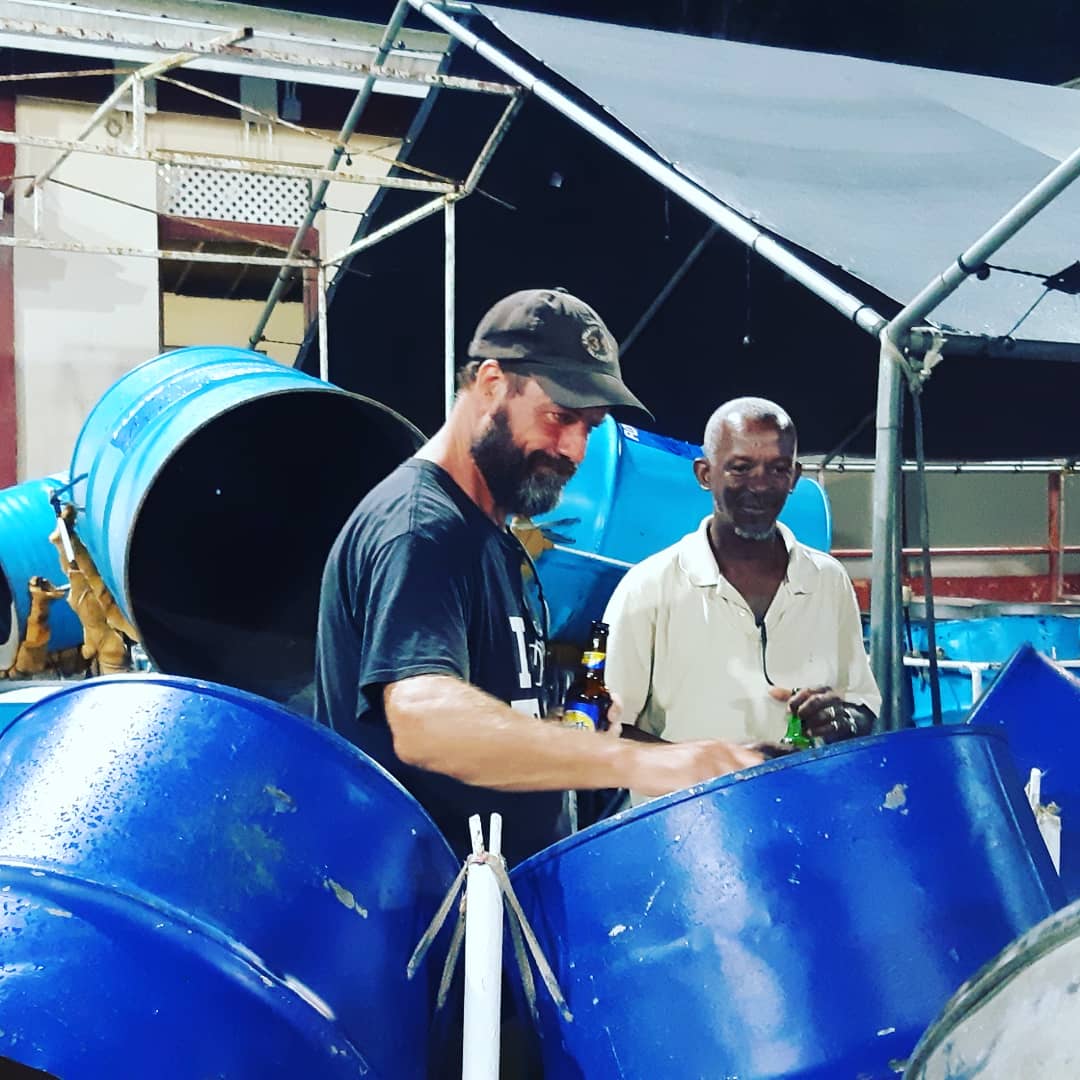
[5,575,68,677]
[49,505,134,676]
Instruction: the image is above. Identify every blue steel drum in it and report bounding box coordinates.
[509,727,1063,1080]
[967,642,1080,901]
[0,476,81,670]
[69,345,424,702]
[905,897,1080,1079]
[909,606,1080,726]
[530,418,831,643]
[0,675,459,1078]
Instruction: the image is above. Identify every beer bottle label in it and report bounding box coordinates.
[563,702,601,732]
[581,651,606,672]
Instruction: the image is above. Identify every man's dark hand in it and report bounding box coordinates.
[769,686,868,743]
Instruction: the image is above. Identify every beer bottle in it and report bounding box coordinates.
[780,710,814,750]
[562,621,612,732]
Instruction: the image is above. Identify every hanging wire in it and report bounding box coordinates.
[1004,287,1052,338]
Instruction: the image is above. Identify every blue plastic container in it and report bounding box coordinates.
[905,896,1080,1079]
[967,643,1080,901]
[0,476,81,669]
[0,674,459,1078]
[509,726,1062,1080]
[530,419,831,643]
[69,346,423,701]
[909,608,1080,725]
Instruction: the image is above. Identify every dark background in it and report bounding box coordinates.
[281,2,1080,457]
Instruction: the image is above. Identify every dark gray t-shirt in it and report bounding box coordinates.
[315,458,564,864]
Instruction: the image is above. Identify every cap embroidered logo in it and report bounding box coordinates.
[581,324,610,362]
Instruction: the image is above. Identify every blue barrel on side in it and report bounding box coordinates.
[967,642,1080,900]
[0,675,459,1078]
[530,418,831,643]
[509,727,1062,1080]
[906,897,1080,1078]
[69,346,423,702]
[0,476,81,670]
[908,605,1080,725]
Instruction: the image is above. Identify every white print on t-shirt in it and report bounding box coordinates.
[508,616,533,690]
[511,697,541,718]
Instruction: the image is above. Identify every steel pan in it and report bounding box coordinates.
[905,896,1080,1078]
[509,726,1063,1079]
[0,675,458,1078]
[967,642,1080,900]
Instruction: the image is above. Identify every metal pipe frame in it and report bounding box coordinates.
[248,0,415,351]
[325,195,452,267]
[907,329,1080,365]
[833,545,1080,559]
[23,25,252,196]
[445,197,456,418]
[0,14,516,96]
[0,234,315,268]
[409,0,890,340]
[869,140,1080,727]
[621,224,718,356]
[1,132,454,193]
[818,460,1078,474]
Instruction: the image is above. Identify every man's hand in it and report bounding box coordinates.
[769,685,865,743]
[630,739,765,798]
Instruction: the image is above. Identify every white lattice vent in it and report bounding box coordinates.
[158,165,310,227]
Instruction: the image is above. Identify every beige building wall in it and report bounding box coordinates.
[13,94,398,480]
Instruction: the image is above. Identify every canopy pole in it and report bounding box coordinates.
[410,0,888,340]
[445,197,456,419]
[621,225,718,355]
[868,335,906,729]
[870,138,1080,725]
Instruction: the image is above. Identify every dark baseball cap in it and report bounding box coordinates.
[467,287,653,421]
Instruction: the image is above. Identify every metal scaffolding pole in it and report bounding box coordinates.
[249,0,413,352]
[0,131,455,193]
[317,264,330,382]
[409,0,889,340]
[445,196,456,418]
[23,26,251,196]
[869,138,1080,728]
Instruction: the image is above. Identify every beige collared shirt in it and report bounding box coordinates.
[602,518,881,746]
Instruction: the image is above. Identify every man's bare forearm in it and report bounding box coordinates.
[384,674,762,797]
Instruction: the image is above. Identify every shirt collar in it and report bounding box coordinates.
[679,516,816,595]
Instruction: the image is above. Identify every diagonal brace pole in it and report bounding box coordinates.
[23,26,252,197]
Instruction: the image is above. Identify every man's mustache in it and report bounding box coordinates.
[527,452,576,480]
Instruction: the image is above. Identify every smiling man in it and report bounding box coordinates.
[314,290,764,865]
[603,396,881,751]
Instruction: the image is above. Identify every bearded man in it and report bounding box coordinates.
[314,290,764,864]
[603,397,881,756]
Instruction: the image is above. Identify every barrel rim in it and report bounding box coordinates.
[513,725,1011,875]
[905,897,1080,1072]
[96,381,425,643]
[0,671,457,867]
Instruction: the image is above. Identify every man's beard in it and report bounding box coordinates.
[733,522,778,542]
[725,492,782,542]
[471,406,576,517]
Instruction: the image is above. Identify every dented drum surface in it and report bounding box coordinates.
[905,896,1080,1079]
[509,726,1063,1080]
[0,675,458,1078]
